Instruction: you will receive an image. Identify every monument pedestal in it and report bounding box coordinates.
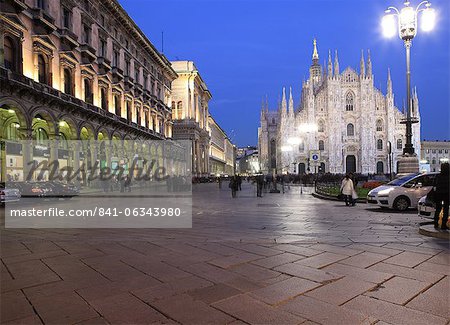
[397,153,419,175]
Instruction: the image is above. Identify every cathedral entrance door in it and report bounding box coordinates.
[298,163,306,175]
[346,155,356,173]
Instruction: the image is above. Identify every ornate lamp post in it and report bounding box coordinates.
[382,1,436,173]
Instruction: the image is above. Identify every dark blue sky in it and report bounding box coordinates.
[120,0,449,147]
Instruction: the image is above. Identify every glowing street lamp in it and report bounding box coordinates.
[382,1,436,172]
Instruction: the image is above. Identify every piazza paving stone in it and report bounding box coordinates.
[1,183,450,324]
[344,295,448,325]
[249,276,320,305]
[304,276,376,305]
[365,276,432,305]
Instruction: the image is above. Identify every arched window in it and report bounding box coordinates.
[4,37,17,72]
[114,95,121,116]
[299,142,304,152]
[100,88,107,110]
[345,92,354,111]
[38,54,47,84]
[84,79,92,104]
[347,123,354,136]
[318,120,325,133]
[376,119,383,131]
[377,161,384,174]
[319,140,324,151]
[59,132,68,149]
[397,139,402,150]
[36,128,48,143]
[6,122,20,140]
[64,68,72,95]
[177,101,183,120]
[377,139,383,150]
[432,159,436,164]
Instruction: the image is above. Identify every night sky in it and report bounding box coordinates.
[120,0,449,147]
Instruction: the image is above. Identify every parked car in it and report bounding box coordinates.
[418,195,450,219]
[418,195,434,218]
[47,181,80,198]
[0,183,21,205]
[367,172,438,211]
[12,182,49,198]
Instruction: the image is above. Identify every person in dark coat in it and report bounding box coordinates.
[229,176,238,198]
[433,162,449,230]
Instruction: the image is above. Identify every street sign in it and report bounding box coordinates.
[309,150,320,164]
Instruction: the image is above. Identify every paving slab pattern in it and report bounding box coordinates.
[1,183,449,324]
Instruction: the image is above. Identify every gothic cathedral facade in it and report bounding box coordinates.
[258,40,421,175]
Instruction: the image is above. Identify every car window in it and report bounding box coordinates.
[422,175,436,187]
[404,176,422,188]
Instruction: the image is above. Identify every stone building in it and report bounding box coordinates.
[170,61,211,176]
[1,0,177,181]
[208,115,235,176]
[259,40,421,175]
[421,141,450,172]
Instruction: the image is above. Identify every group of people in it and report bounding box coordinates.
[340,172,358,206]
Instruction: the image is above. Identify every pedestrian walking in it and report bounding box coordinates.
[433,162,449,230]
[237,175,242,191]
[218,176,222,189]
[340,174,355,206]
[229,176,238,198]
[256,174,264,197]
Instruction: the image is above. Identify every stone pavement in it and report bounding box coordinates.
[1,182,449,325]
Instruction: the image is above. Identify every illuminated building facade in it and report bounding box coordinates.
[170,61,211,176]
[208,115,235,176]
[0,0,177,181]
[259,40,421,175]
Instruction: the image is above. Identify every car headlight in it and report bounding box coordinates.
[378,189,394,197]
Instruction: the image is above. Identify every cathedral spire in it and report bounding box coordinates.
[387,68,392,96]
[312,38,319,61]
[334,50,339,77]
[327,50,333,77]
[367,49,372,77]
[413,86,419,117]
[288,86,294,116]
[281,87,287,115]
[360,50,365,77]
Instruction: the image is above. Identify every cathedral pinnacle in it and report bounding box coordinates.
[328,50,333,77]
[367,49,372,76]
[387,68,392,96]
[360,50,365,77]
[281,87,287,115]
[288,87,294,115]
[334,50,339,76]
[312,38,319,60]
